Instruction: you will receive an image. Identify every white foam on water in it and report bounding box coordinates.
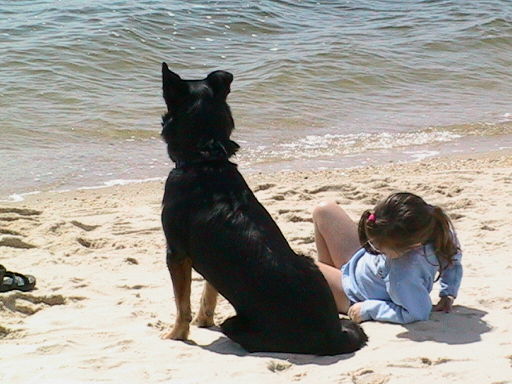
[0,191,41,203]
[500,113,512,122]
[72,177,166,192]
[403,150,440,161]
[245,130,461,163]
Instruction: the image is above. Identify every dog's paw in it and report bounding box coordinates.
[161,325,189,340]
[192,313,215,328]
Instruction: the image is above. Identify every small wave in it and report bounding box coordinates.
[0,191,41,203]
[242,129,461,163]
[435,121,512,137]
[500,113,512,122]
[70,177,165,192]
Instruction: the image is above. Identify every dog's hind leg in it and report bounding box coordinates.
[221,315,252,339]
[192,281,218,327]
[161,257,193,341]
[222,317,343,355]
[221,315,270,353]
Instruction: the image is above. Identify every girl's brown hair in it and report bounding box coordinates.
[358,192,459,271]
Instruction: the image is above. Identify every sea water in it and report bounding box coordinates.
[1,0,511,198]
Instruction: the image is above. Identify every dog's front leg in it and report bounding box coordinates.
[162,257,193,340]
[192,281,218,327]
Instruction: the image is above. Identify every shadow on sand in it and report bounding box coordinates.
[193,326,355,366]
[177,305,489,363]
[397,305,491,344]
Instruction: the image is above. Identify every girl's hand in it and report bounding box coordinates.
[347,302,364,323]
[433,296,454,312]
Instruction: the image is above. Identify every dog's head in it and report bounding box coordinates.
[161,63,240,164]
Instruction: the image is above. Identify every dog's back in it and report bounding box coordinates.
[160,63,367,355]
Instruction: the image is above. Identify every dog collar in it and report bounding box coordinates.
[174,140,230,169]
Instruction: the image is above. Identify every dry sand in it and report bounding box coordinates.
[1,151,511,384]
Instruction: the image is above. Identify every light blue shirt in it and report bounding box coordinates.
[341,243,463,324]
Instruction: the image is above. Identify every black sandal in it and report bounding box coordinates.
[0,269,36,292]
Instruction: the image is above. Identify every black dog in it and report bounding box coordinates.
[160,63,367,355]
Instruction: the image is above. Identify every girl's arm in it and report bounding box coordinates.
[357,261,432,324]
[358,284,432,324]
[434,249,462,312]
[439,250,463,298]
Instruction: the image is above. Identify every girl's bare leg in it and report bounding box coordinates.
[312,201,360,313]
[312,201,360,268]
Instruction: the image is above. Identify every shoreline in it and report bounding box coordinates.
[1,149,511,383]
[3,146,511,204]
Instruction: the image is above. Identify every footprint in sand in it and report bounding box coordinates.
[363,195,381,205]
[267,360,293,373]
[270,189,301,201]
[0,208,41,223]
[306,184,349,194]
[347,192,370,202]
[369,181,389,189]
[445,198,474,210]
[387,357,453,369]
[114,227,161,236]
[111,218,160,236]
[70,277,89,289]
[46,221,66,233]
[0,207,42,216]
[450,212,465,221]
[349,368,390,384]
[299,193,312,201]
[436,186,461,197]
[0,228,22,236]
[117,284,148,290]
[292,372,307,381]
[253,183,276,192]
[478,297,512,310]
[0,293,68,316]
[0,236,36,249]
[285,214,313,223]
[76,237,107,249]
[277,209,302,215]
[0,325,16,339]
[480,224,496,231]
[70,220,101,232]
[124,257,139,265]
[0,207,42,248]
[290,236,315,245]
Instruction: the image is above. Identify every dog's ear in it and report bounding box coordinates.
[206,70,233,100]
[162,62,188,110]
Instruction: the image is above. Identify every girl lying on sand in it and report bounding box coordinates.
[313,192,462,324]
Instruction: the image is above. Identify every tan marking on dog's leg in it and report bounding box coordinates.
[192,281,218,327]
[161,258,193,340]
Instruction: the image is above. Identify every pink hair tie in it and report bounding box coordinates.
[368,213,376,223]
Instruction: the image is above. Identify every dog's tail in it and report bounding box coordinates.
[335,318,368,354]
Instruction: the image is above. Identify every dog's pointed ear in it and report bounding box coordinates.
[206,70,233,100]
[162,62,188,110]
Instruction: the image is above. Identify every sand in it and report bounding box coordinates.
[1,151,511,384]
